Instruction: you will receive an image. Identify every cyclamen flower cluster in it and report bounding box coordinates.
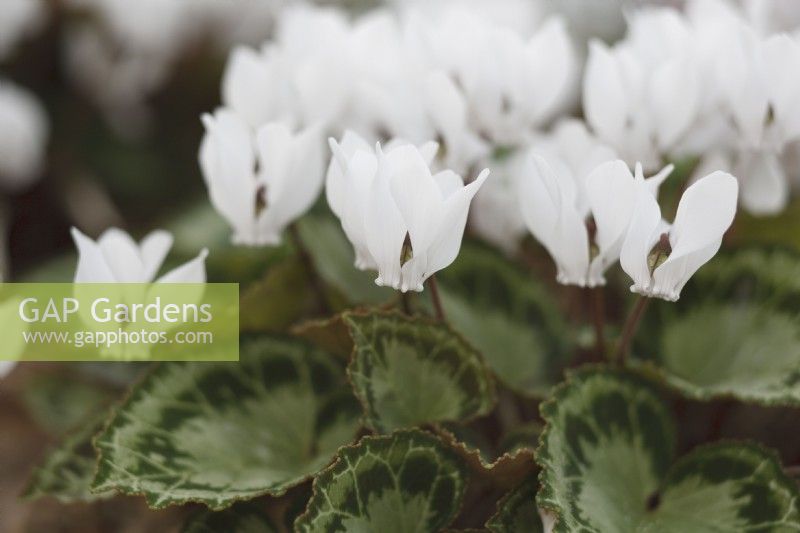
[585,1,800,214]
[200,3,572,251]
[195,0,800,301]
[221,4,575,168]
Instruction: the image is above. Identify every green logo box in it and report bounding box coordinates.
[0,283,239,361]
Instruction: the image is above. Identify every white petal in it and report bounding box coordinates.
[651,56,698,150]
[97,228,145,282]
[644,163,675,200]
[585,160,636,285]
[388,144,442,256]
[519,154,589,285]
[326,131,370,218]
[156,249,208,284]
[653,171,738,300]
[199,110,258,244]
[425,169,490,279]
[620,181,663,295]
[584,40,628,147]
[433,169,464,199]
[737,151,789,215]
[762,35,800,143]
[364,150,407,289]
[221,46,288,128]
[343,149,379,270]
[139,230,173,282]
[71,227,115,283]
[525,17,575,123]
[257,123,324,242]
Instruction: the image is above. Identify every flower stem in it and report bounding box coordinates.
[288,223,330,316]
[426,274,446,322]
[614,296,650,365]
[591,287,606,359]
[400,291,413,316]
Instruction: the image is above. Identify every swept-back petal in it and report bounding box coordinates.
[156,249,209,284]
[257,123,324,243]
[199,110,258,243]
[97,227,145,282]
[425,169,490,278]
[139,230,173,282]
[71,227,115,283]
[388,144,442,255]
[620,181,663,295]
[737,150,788,215]
[326,131,370,218]
[585,160,636,285]
[652,171,738,299]
[584,40,629,147]
[519,154,589,285]
[364,151,407,289]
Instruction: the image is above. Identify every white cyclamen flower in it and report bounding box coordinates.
[620,170,738,301]
[583,9,698,169]
[328,131,489,292]
[71,227,207,283]
[199,109,323,246]
[0,81,48,190]
[519,154,672,287]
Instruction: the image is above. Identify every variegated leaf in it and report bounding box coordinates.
[182,502,276,533]
[23,413,113,503]
[438,244,571,396]
[644,304,800,406]
[295,429,468,532]
[344,312,495,432]
[92,336,361,510]
[538,369,800,532]
[486,477,544,533]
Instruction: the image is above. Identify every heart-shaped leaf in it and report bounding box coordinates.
[344,312,495,432]
[486,477,544,533]
[537,368,800,532]
[437,243,571,396]
[182,502,276,533]
[640,304,800,406]
[92,336,362,510]
[295,429,468,532]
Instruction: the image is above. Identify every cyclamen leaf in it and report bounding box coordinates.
[537,368,800,532]
[437,243,571,397]
[239,257,332,332]
[688,247,800,310]
[23,413,113,503]
[92,336,361,510]
[182,502,276,533]
[22,374,112,436]
[344,311,495,432]
[294,429,469,532]
[644,304,800,406]
[486,477,544,533]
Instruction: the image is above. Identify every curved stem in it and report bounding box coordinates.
[615,296,650,365]
[426,274,446,322]
[288,223,330,316]
[591,287,606,359]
